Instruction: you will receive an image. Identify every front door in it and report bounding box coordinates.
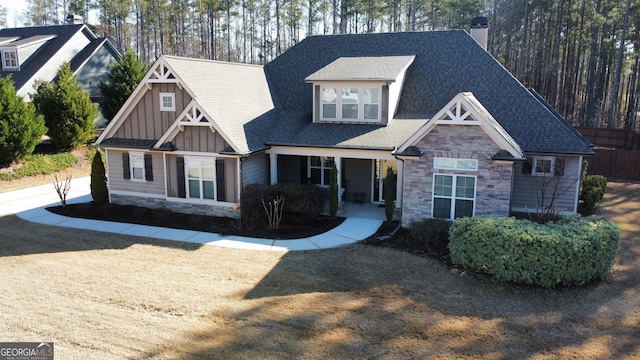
[373,159,397,203]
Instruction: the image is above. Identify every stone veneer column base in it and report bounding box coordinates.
[110,194,239,219]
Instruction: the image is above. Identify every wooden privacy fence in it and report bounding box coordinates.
[586,148,640,180]
[576,127,640,150]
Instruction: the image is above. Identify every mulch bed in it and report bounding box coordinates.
[47,202,345,240]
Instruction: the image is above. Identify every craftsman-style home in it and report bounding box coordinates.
[96,29,593,226]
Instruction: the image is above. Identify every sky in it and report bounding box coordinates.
[2,0,27,27]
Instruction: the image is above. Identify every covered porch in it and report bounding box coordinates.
[266,146,402,212]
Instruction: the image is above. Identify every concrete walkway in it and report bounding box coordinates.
[0,177,383,251]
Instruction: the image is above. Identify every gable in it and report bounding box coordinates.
[397,92,524,159]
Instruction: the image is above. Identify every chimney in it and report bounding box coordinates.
[470,16,488,50]
[65,14,84,25]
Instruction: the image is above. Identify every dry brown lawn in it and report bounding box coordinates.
[0,180,638,359]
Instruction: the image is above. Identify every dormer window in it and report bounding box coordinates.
[306,55,415,125]
[2,49,18,71]
[321,86,381,121]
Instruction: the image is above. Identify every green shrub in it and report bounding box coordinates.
[409,218,452,255]
[384,166,395,222]
[329,162,338,216]
[0,77,47,164]
[241,183,325,230]
[90,151,108,203]
[272,183,324,217]
[581,175,607,211]
[449,216,620,287]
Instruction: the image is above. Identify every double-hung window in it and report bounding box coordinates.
[186,158,216,200]
[523,156,565,177]
[2,49,18,70]
[129,152,146,181]
[308,156,333,186]
[321,86,380,121]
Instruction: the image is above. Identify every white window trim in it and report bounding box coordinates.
[129,152,146,182]
[532,155,555,177]
[320,86,381,122]
[308,156,333,187]
[185,156,217,201]
[432,174,477,220]
[2,49,18,71]
[159,92,176,112]
[434,157,478,171]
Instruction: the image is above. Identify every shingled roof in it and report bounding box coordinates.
[264,30,593,155]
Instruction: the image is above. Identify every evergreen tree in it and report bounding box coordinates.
[384,166,395,222]
[32,62,98,150]
[329,161,338,217]
[90,150,109,203]
[0,77,47,164]
[98,49,147,123]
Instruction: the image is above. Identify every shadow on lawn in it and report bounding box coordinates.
[135,180,640,359]
[134,242,640,359]
[0,215,203,257]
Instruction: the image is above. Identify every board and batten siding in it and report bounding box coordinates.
[107,149,165,195]
[173,127,229,153]
[114,83,192,140]
[242,152,269,187]
[510,155,581,213]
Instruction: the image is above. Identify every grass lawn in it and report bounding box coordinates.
[0,180,638,359]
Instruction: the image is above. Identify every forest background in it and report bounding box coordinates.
[1,0,639,132]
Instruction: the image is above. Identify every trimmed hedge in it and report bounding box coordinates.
[240,183,325,230]
[581,175,607,211]
[409,218,451,255]
[449,216,620,287]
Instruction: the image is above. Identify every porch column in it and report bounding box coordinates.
[396,159,403,208]
[269,153,278,185]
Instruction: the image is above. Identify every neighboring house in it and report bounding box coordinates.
[95,28,593,227]
[0,21,120,126]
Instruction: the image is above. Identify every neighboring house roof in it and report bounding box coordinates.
[305,56,415,82]
[264,31,593,155]
[0,24,120,98]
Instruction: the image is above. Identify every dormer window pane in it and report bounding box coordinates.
[364,88,379,120]
[2,50,18,70]
[342,88,358,119]
[322,88,337,119]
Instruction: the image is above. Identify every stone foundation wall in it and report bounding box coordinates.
[110,193,239,219]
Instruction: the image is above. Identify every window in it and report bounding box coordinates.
[308,156,333,186]
[186,158,216,200]
[2,49,18,70]
[320,86,381,121]
[433,174,476,220]
[129,152,146,181]
[523,156,565,177]
[160,92,175,111]
[434,158,478,171]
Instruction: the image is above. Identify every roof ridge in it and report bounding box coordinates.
[161,54,264,68]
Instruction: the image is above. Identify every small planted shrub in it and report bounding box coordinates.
[449,216,620,287]
[90,151,108,203]
[240,183,271,230]
[409,218,452,256]
[581,175,607,211]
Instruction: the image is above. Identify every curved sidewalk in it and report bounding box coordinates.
[0,177,383,251]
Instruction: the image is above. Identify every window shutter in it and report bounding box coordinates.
[144,154,153,181]
[554,158,565,176]
[522,158,532,175]
[176,157,186,198]
[122,152,131,179]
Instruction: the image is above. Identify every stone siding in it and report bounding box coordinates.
[401,125,513,227]
[110,193,240,219]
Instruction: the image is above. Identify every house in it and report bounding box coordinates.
[95,28,593,227]
[0,20,120,126]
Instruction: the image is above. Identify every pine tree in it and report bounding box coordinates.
[90,150,109,203]
[32,62,98,150]
[98,49,147,123]
[0,76,47,164]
